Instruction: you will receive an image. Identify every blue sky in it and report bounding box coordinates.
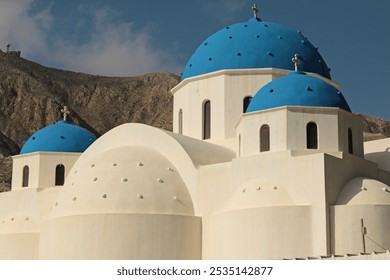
[0,0,389,120]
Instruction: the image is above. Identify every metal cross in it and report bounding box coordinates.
[292,53,301,72]
[61,106,70,121]
[252,4,259,18]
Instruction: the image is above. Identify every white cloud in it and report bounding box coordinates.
[0,0,49,55]
[0,1,179,77]
[50,6,176,76]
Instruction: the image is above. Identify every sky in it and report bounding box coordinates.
[0,0,389,119]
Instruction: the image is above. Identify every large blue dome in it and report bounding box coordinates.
[182,18,331,80]
[246,72,351,113]
[20,121,96,154]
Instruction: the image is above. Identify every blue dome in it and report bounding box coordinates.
[182,18,331,80]
[246,72,351,112]
[20,121,96,154]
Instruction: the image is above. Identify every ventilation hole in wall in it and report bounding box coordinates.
[71,182,75,186]
[11,218,14,221]
[269,89,274,93]
[55,202,58,206]
[137,162,144,167]
[167,167,174,172]
[257,187,261,190]
[237,52,241,56]
[242,188,246,193]
[91,164,95,168]
[204,42,208,46]
[157,178,164,183]
[278,36,283,39]
[32,137,36,140]
[112,163,117,167]
[244,24,248,27]
[189,64,192,67]
[273,186,278,190]
[229,36,233,39]
[226,26,230,29]
[74,170,78,174]
[361,186,367,191]
[208,57,213,61]
[297,30,302,34]
[102,194,107,198]
[93,177,98,181]
[264,24,268,27]
[25,217,29,221]
[73,197,77,201]
[306,86,313,92]
[256,35,260,38]
[138,194,144,199]
[267,51,274,56]
[60,135,65,139]
[122,178,128,182]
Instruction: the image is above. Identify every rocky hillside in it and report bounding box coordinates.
[360,114,390,141]
[0,52,389,192]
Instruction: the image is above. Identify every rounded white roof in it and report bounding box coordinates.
[336,177,390,205]
[227,179,294,210]
[0,213,39,234]
[50,145,194,218]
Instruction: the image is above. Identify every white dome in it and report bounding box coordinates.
[50,145,194,218]
[0,213,39,234]
[227,179,294,210]
[336,177,390,205]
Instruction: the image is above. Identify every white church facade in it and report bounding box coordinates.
[1,8,390,260]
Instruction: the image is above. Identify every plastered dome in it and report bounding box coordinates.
[227,179,294,210]
[336,177,390,205]
[50,145,194,219]
[182,18,331,80]
[0,213,38,234]
[20,120,96,154]
[246,71,351,112]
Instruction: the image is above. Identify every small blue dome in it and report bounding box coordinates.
[246,72,351,112]
[20,121,96,154]
[182,18,331,80]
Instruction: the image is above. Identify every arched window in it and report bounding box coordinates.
[55,164,65,186]
[22,165,29,187]
[260,125,270,152]
[243,96,252,113]
[203,100,211,139]
[178,109,183,134]
[348,128,353,154]
[306,122,318,149]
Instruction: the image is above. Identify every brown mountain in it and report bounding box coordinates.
[0,51,389,192]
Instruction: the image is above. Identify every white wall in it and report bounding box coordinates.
[172,69,290,142]
[40,214,201,259]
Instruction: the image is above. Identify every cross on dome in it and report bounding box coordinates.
[61,106,70,121]
[292,53,301,72]
[252,4,259,19]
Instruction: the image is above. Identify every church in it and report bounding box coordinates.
[1,6,390,260]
